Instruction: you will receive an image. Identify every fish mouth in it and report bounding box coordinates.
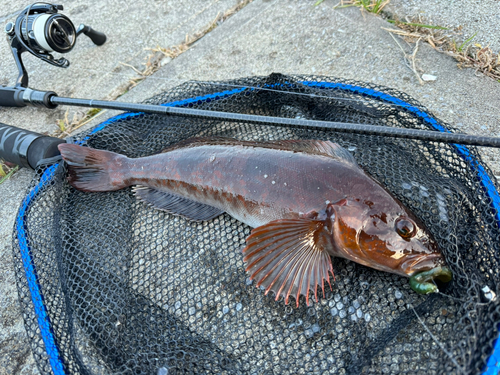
[400,252,443,275]
[409,266,453,294]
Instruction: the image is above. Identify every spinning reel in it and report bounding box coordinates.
[0,2,106,169]
[4,2,106,87]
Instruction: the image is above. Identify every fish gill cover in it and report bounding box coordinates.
[12,74,500,375]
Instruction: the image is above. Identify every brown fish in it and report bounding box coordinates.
[58,138,451,306]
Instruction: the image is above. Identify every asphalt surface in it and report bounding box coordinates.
[0,0,499,373]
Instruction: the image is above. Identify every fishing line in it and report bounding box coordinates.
[410,304,466,374]
[435,291,490,305]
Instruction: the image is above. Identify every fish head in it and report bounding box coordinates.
[330,198,451,294]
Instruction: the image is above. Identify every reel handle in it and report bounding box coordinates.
[77,24,107,46]
[0,123,65,169]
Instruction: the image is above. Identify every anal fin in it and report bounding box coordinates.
[242,218,334,307]
[134,186,224,222]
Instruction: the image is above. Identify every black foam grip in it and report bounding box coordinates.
[0,123,65,169]
[0,86,26,107]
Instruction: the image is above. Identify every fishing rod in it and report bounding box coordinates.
[2,86,500,149]
[0,122,64,169]
[2,88,500,172]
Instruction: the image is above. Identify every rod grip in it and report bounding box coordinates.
[0,123,65,169]
[0,86,26,107]
[0,87,58,108]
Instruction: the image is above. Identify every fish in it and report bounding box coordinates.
[58,138,452,306]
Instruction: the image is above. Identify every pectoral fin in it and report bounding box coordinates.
[242,218,334,307]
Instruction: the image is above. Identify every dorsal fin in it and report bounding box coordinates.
[295,140,358,165]
[161,137,358,165]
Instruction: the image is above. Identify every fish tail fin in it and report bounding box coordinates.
[58,144,130,191]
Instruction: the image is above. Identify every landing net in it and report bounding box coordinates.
[13,74,500,374]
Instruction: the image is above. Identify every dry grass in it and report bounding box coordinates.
[0,162,19,185]
[386,31,425,84]
[383,17,500,81]
[446,41,500,81]
[383,18,448,48]
[332,0,390,14]
[118,0,254,95]
[328,0,500,82]
[54,108,106,139]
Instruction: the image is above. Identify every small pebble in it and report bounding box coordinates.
[422,74,437,81]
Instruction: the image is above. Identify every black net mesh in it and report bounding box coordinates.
[12,74,500,375]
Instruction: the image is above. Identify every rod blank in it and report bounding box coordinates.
[49,96,500,148]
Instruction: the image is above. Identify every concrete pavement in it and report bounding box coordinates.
[1,0,499,373]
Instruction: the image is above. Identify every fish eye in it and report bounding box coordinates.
[395,217,416,238]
